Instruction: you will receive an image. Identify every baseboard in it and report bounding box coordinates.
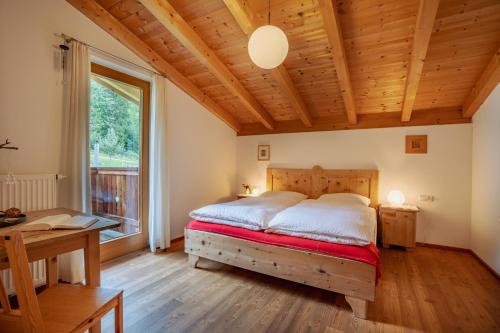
[469,250,499,281]
[171,236,184,243]
[417,242,499,280]
[156,236,184,253]
[416,242,469,252]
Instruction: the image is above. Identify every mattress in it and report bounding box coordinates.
[187,220,380,279]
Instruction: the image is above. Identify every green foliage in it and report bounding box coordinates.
[90,151,138,167]
[89,78,140,167]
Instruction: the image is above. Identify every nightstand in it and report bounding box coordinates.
[236,193,259,199]
[379,204,419,249]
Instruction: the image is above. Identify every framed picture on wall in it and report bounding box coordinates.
[405,135,427,154]
[257,145,270,161]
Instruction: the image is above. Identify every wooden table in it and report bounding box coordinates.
[0,208,120,333]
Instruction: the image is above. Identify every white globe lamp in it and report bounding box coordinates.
[248,25,289,69]
[387,190,406,206]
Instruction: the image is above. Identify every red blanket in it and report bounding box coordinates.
[187,220,380,279]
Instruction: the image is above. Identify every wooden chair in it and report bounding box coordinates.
[0,230,123,333]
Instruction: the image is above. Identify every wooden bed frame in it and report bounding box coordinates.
[185,166,379,319]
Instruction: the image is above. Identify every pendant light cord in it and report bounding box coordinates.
[268,0,271,24]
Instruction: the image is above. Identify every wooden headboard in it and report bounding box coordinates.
[266,166,379,206]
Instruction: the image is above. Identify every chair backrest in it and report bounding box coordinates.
[0,231,45,332]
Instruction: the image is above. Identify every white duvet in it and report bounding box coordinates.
[266,199,377,246]
[189,191,307,230]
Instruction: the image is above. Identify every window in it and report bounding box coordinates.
[90,74,141,168]
[89,62,150,261]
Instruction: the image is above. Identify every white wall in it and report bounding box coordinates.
[0,0,237,239]
[167,81,236,238]
[237,124,472,248]
[471,85,500,273]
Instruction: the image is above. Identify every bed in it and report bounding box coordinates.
[185,166,379,319]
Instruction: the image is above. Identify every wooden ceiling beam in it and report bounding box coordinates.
[223,0,256,35]
[66,0,242,133]
[139,0,276,129]
[223,0,313,127]
[318,0,357,124]
[238,107,469,136]
[462,47,500,118]
[401,0,440,122]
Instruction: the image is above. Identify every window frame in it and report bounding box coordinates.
[90,62,151,262]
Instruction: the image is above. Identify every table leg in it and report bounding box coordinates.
[115,292,124,333]
[85,231,101,333]
[45,256,58,287]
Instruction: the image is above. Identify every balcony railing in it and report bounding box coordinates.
[90,167,140,235]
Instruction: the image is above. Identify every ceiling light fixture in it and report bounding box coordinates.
[248,0,289,69]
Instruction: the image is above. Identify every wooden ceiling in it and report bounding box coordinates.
[68,0,500,135]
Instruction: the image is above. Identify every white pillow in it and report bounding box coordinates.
[260,190,308,201]
[317,193,371,206]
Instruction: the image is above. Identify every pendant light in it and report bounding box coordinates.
[248,0,289,69]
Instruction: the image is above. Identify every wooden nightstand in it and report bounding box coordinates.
[379,205,419,249]
[236,193,259,199]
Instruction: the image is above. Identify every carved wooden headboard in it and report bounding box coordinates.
[266,166,379,206]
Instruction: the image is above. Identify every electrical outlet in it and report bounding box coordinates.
[419,194,434,202]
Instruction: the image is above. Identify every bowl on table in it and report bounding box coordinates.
[0,211,27,227]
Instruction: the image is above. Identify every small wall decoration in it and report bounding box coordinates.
[405,135,427,154]
[0,138,19,151]
[0,138,19,185]
[257,145,270,161]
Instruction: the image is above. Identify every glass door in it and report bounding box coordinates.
[89,63,150,261]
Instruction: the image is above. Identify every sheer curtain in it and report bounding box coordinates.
[58,40,90,283]
[148,74,171,252]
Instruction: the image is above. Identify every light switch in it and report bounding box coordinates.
[419,194,434,202]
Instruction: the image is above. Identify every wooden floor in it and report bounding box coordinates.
[99,243,500,333]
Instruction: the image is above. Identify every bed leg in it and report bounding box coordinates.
[345,296,368,319]
[188,254,200,268]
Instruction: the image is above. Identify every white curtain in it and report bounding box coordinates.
[148,74,171,252]
[58,40,90,283]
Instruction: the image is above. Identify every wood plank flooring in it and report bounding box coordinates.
[99,243,500,333]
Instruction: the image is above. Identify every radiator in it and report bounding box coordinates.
[0,174,59,294]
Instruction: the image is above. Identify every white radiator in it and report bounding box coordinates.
[0,174,59,294]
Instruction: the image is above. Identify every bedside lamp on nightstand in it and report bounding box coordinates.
[237,193,260,199]
[237,185,260,199]
[387,190,406,206]
[380,190,419,249]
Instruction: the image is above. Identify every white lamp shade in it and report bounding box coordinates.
[387,190,406,206]
[248,25,289,69]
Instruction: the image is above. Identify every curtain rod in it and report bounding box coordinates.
[56,33,163,77]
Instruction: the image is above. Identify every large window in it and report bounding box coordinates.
[89,63,150,261]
